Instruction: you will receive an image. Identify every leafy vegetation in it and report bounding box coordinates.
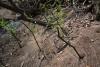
[0,18,23,49]
[0,19,16,33]
[39,0,65,29]
[45,8,64,30]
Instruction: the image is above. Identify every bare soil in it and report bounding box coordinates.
[0,8,100,67]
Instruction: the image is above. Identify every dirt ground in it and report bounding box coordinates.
[0,8,100,67]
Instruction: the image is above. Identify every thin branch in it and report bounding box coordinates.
[21,22,48,60]
[49,9,84,59]
[21,22,42,51]
[0,1,47,27]
[57,28,84,59]
[10,31,22,48]
[0,1,23,14]
[83,0,87,5]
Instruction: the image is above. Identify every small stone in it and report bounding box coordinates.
[10,53,12,55]
[5,63,10,66]
[91,39,94,42]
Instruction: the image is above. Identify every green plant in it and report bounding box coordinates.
[0,18,22,48]
[40,1,83,59]
[40,0,65,30]
[0,19,8,28]
[0,18,16,33]
[46,8,64,30]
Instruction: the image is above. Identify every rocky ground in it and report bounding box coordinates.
[0,8,100,67]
